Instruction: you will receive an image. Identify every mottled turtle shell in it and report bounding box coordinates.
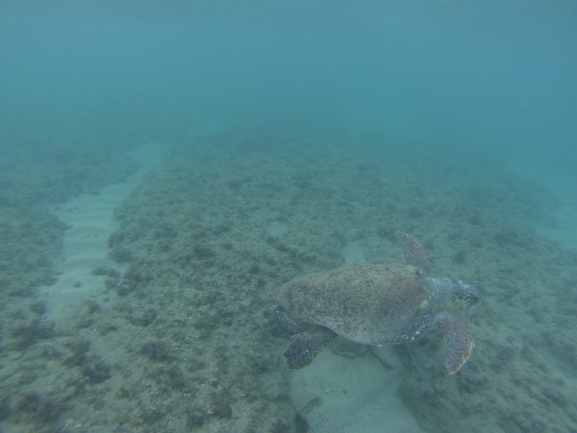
[276,261,437,345]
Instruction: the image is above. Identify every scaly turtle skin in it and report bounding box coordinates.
[275,231,480,374]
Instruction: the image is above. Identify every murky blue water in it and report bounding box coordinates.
[1,1,576,432]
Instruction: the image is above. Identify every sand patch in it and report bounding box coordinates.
[38,143,171,321]
[289,345,424,433]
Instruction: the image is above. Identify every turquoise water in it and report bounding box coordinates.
[1,1,576,432]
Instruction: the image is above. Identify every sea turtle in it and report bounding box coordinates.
[274,231,480,374]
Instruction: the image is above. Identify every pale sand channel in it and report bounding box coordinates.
[38,143,171,322]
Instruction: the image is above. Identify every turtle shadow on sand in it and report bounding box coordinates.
[275,231,481,374]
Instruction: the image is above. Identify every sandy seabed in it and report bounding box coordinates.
[1,133,576,433]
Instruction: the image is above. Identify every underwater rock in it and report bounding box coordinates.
[140,339,170,360]
[82,356,111,383]
[16,392,63,423]
[185,407,206,430]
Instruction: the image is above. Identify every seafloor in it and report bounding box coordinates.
[0,133,576,433]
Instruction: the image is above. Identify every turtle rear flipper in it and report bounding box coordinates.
[434,311,474,374]
[284,327,337,370]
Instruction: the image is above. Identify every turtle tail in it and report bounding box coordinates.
[274,307,304,335]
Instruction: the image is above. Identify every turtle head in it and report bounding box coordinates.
[434,278,481,310]
[451,280,481,309]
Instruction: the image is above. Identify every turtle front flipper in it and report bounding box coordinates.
[434,311,474,374]
[284,327,337,370]
[395,231,431,273]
